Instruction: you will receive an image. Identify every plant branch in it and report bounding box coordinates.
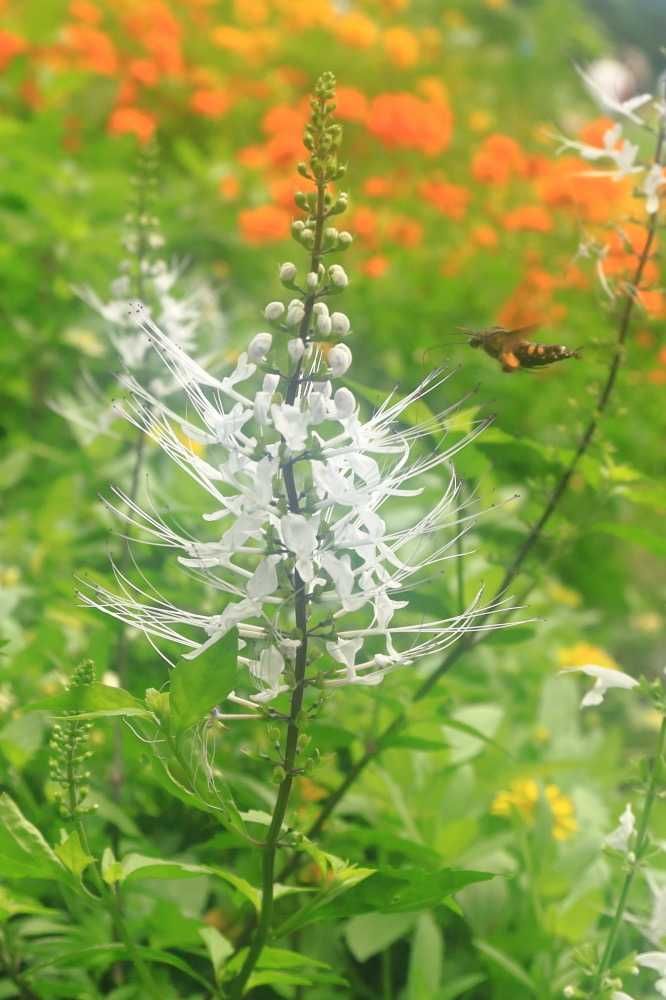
[590,714,666,996]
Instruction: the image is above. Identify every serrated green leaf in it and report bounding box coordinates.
[170,629,238,730]
[28,683,151,720]
[54,830,93,877]
[0,794,64,880]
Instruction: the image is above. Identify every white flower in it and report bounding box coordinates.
[286,301,306,327]
[288,338,305,362]
[637,952,666,997]
[333,387,355,419]
[306,271,319,290]
[328,343,352,376]
[612,993,636,1000]
[647,873,666,943]
[331,311,351,336]
[279,262,297,283]
[264,301,285,321]
[558,124,641,180]
[338,231,353,247]
[604,803,635,852]
[316,312,332,336]
[328,264,349,288]
[247,332,272,363]
[643,164,665,215]
[82,270,501,713]
[562,665,638,707]
[576,63,653,125]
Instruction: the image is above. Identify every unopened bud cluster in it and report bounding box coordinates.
[48,659,96,819]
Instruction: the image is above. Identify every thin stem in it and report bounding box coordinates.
[228,170,328,1000]
[279,115,666,875]
[590,714,666,997]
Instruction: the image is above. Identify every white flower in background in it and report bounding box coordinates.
[604,803,635,852]
[637,952,666,996]
[612,993,636,1000]
[643,164,666,215]
[51,154,223,445]
[562,664,638,708]
[646,872,666,944]
[576,63,652,125]
[558,123,641,180]
[81,273,504,713]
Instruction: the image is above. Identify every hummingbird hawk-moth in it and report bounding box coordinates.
[460,325,581,373]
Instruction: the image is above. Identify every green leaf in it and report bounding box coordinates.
[0,886,55,923]
[120,853,210,882]
[345,912,417,962]
[437,973,487,999]
[594,521,666,558]
[441,705,504,764]
[54,830,93,877]
[278,867,494,935]
[101,846,123,886]
[28,683,152,720]
[0,712,45,768]
[170,629,238,730]
[474,939,537,994]
[211,867,262,911]
[199,926,233,979]
[408,912,443,1000]
[0,794,64,879]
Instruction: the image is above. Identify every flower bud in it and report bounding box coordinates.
[286,301,305,327]
[316,312,332,336]
[263,372,280,393]
[306,272,319,290]
[338,231,353,248]
[301,229,315,249]
[324,227,339,244]
[334,387,355,418]
[328,265,349,288]
[330,311,350,336]
[288,338,305,362]
[254,391,272,425]
[248,332,272,363]
[328,343,352,376]
[291,220,305,235]
[312,301,329,317]
[264,301,285,321]
[279,262,297,283]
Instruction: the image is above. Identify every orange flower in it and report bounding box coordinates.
[502,204,553,232]
[269,175,310,210]
[658,346,666,365]
[368,92,452,156]
[636,330,655,349]
[578,116,616,148]
[238,204,291,244]
[64,24,118,75]
[233,0,269,25]
[387,216,423,247]
[335,86,369,123]
[108,106,156,143]
[637,288,665,317]
[351,206,380,247]
[536,156,630,223]
[647,368,666,385]
[364,175,394,198]
[332,11,378,48]
[212,25,275,61]
[471,224,499,248]
[383,26,420,68]
[129,58,160,86]
[0,30,27,71]
[362,255,390,278]
[472,133,528,184]
[69,0,102,23]
[190,89,231,117]
[419,179,470,220]
[237,144,267,169]
[219,175,240,200]
[262,102,308,137]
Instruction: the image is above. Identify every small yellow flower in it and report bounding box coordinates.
[468,110,493,133]
[484,0,508,9]
[545,784,578,841]
[557,642,619,671]
[491,778,577,841]
[174,428,206,457]
[546,581,582,608]
[0,565,20,587]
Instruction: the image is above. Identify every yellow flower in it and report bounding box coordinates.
[545,581,582,608]
[175,428,205,457]
[557,642,620,671]
[468,110,493,133]
[545,784,578,841]
[383,26,420,68]
[491,778,577,841]
[332,11,378,49]
[0,565,20,587]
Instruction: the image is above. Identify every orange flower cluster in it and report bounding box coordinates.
[237,204,291,244]
[0,29,27,71]
[502,204,553,233]
[472,133,528,185]
[498,260,574,329]
[419,178,470,220]
[599,223,664,318]
[367,91,453,156]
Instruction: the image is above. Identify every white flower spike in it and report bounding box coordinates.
[563,664,638,708]
[604,803,635,852]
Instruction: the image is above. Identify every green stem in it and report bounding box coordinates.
[590,715,666,997]
[228,170,328,1000]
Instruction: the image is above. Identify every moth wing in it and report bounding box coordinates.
[500,324,541,350]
